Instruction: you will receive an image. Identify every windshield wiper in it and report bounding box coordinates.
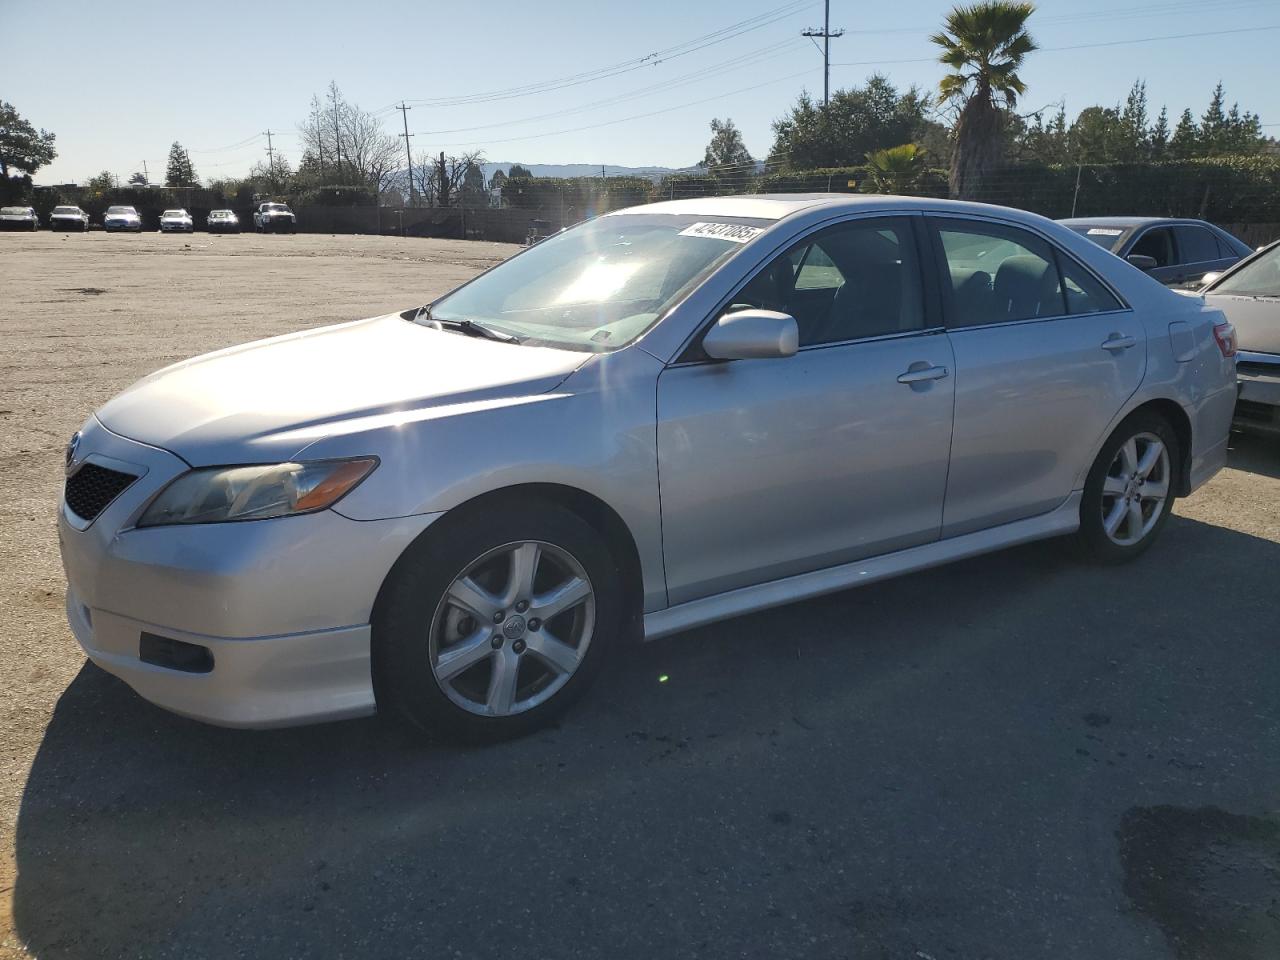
[412,305,519,343]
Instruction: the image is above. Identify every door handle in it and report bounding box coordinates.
[897,365,949,384]
[1101,335,1137,352]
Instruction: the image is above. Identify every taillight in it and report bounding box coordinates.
[1213,320,1237,358]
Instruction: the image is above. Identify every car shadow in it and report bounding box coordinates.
[1228,430,1280,480]
[12,516,1280,958]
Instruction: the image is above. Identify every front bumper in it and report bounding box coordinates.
[1234,352,1280,436]
[104,221,142,232]
[160,223,192,232]
[260,217,295,232]
[58,416,440,727]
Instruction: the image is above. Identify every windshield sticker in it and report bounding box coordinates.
[1087,228,1125,236]
[678,222,763,244]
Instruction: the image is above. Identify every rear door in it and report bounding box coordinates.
[1175,223,1233,284]
[927,216,1147,536]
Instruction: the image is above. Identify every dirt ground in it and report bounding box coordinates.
[1,230,1278,959]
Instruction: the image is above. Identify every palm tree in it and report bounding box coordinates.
[931,1,1037,199]
[860,144,927,195]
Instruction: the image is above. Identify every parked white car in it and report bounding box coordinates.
[59,196,1237,740]
[159,209,194,233]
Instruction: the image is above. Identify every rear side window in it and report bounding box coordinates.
[1175,225,1221,264]
[933,220,1066,326]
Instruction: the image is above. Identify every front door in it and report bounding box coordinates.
[655,216,956,605]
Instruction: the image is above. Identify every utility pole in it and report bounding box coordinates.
[330,86,343,177]
[141,160,149,185]
[802,0,845,106]
[397,103,415,207]
[438,151,447,208]
[263,129,276,187]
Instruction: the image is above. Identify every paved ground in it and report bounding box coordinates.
[2,231,1278,959]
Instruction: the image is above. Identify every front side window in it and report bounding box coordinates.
[726,218,924,347]
[1131,228,1175,267]
[428,213,771,351]
[1212,245,1280,298]
[934,220,1066,326]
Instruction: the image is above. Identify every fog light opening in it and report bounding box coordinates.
[139,632,214,674]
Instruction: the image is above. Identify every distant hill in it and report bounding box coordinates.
[482,162,700,183]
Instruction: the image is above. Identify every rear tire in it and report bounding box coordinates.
[373,499,622,742]
[1075,410,1180,564]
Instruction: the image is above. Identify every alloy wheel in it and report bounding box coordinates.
[1101,431,1171,546]
[429,540,595,717]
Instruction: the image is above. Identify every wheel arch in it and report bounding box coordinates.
[1085,396,1193,498]
[371,482,646,651]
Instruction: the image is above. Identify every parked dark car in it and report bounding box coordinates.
[0,206,39,231]
[49,205,90,231]
[1192,238,1280,436]
[1059,217,1252,287]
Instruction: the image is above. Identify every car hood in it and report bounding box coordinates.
[1204,293,1280,355]
[0,213,31,219]
[96,314,590,465]
[107,213,139,219]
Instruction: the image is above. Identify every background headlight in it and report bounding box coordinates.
[137,458,377,527]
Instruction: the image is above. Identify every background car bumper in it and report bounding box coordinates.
[58,417,440,727]
[1234,355,1280,436]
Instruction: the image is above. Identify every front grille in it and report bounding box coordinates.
[65,463,139,522]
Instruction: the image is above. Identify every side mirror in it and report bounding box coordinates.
[1196,271,1222,288]
[702,309,799,361]
[1126,254,1158,272]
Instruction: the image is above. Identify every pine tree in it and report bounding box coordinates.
[1169,108,1198,158]
[1118,79,1149,160]
[1199,82,1227,154]
[165,141,197,186]
[1149,106,1169,158]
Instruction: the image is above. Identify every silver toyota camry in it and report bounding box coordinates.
[58,195,1238,739]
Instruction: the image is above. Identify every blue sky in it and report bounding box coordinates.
[3,0,1276,184]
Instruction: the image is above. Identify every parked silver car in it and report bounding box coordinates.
[58,196,1237,739]
[49,205,90,231]
[0,205,39,230]
[1195,238,1280,435]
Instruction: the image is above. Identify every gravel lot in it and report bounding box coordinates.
[2,230,1278,959]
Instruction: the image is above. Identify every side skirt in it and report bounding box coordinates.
[642,492,1082,641]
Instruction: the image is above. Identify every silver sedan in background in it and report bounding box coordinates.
[49,205,90,231]
[58,195,1237,740]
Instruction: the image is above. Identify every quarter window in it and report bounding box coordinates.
[726,218,924,347]
[934,220,1067,326]
[1057,254,1122,314]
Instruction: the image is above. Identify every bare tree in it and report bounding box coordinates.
[249,153,293,194]
[297,82,399,195]
[410,149,486,206]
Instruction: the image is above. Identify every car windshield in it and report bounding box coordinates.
[0,207,29,215]
[266,204,289,212]
[53,206,79,214]
[1067,224,1128,252]
[1211,244,1280,298]
[106,206,136,215]
[211,210,231,217]
[162,210,184,217]
[426,213,770,351]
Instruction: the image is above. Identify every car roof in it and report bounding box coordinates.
[1059,216,1213,229]
[611,193,1056,223]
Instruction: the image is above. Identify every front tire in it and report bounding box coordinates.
[374,499,622,742]
[1075,411,1179,563]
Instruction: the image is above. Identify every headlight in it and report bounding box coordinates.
[137,458,377,527]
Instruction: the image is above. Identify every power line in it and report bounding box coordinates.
[375,0,815,113]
